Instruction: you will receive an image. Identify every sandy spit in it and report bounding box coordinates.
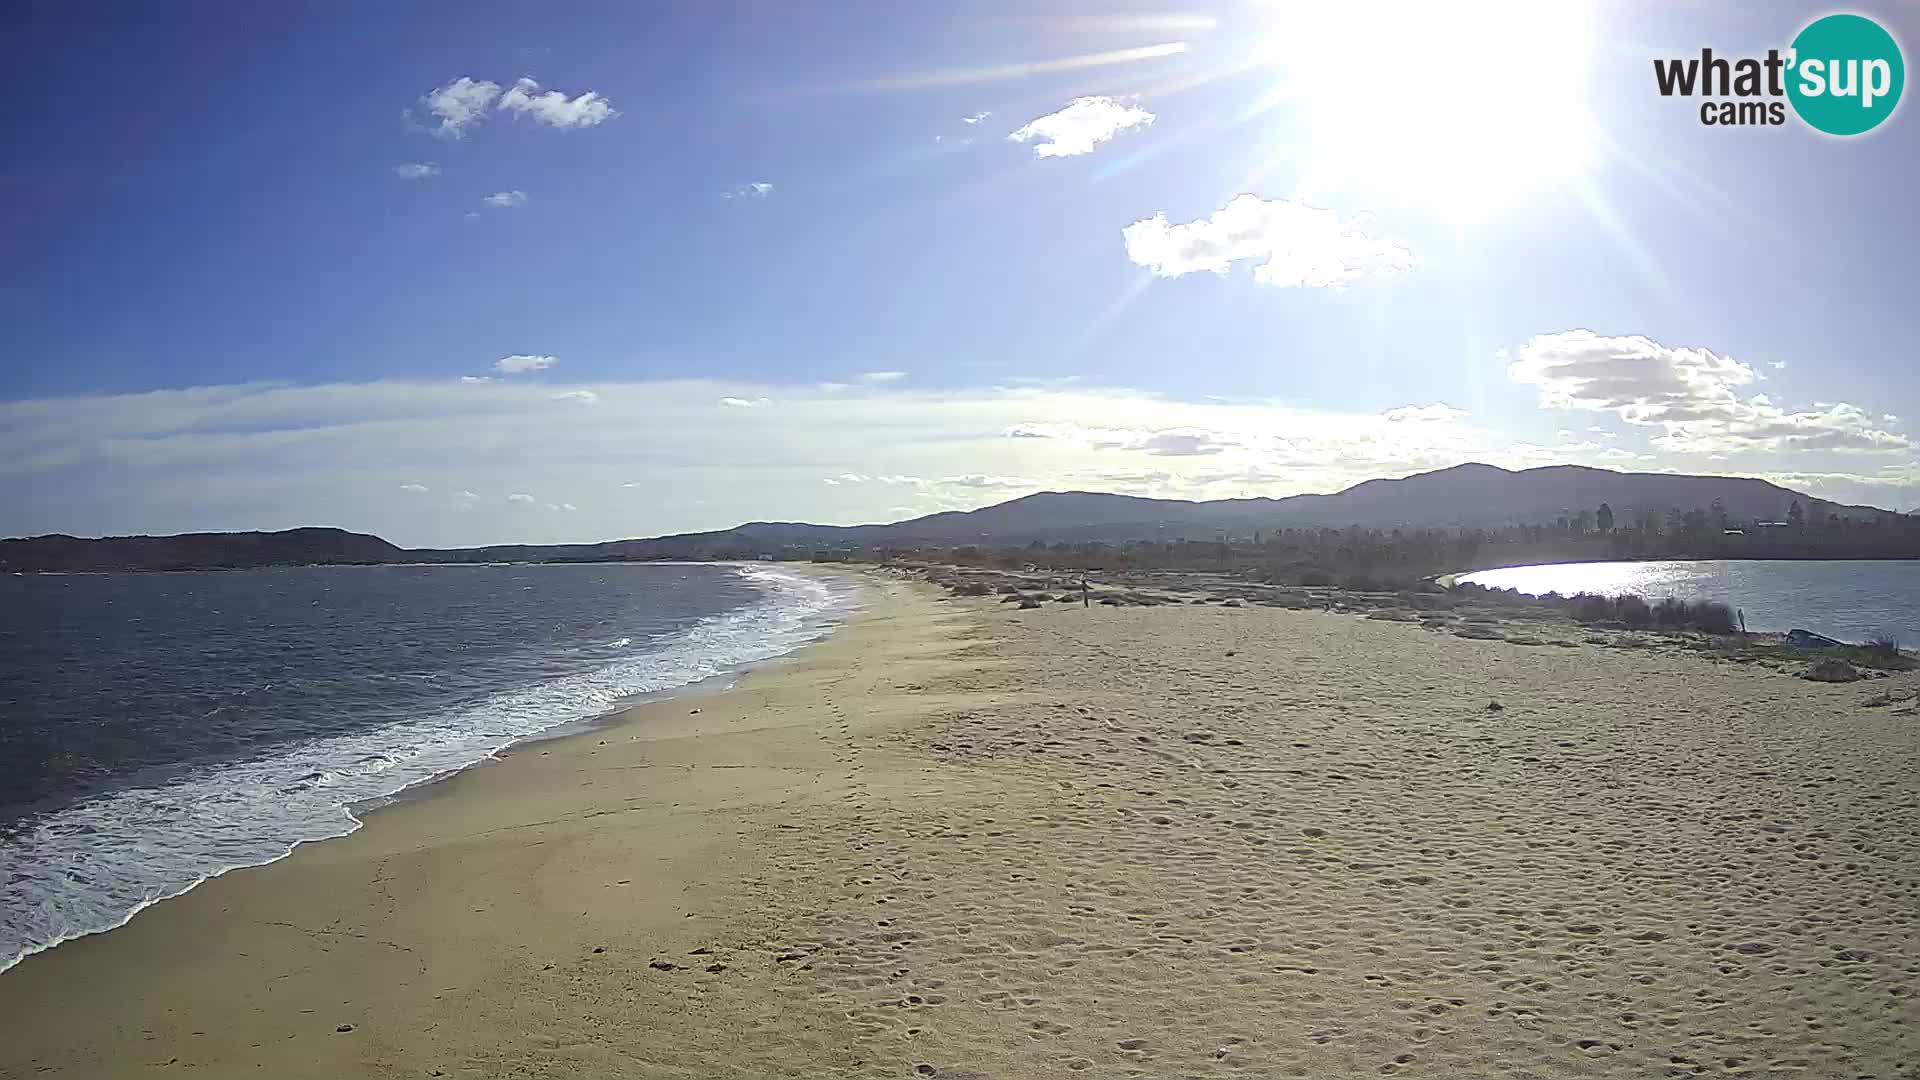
[1,569,1915,1078]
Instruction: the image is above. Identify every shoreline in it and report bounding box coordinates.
[0,561,859,978]
[4,569,1914,1077]
[0,567,944,1078]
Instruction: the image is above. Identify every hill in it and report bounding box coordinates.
[0,528,405,573]
[2,463,1905,571]
[684,463,1890,549]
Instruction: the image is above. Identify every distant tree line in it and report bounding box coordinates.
[849,499,1919,591]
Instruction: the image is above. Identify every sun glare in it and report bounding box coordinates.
[1254,0,1597,212]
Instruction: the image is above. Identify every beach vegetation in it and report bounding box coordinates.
[1547,590,1733,633]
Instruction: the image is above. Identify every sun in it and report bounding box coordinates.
[1252,0,1599,213]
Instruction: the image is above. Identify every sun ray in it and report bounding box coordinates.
[978,14,1221,35]
[816,42,1192,94]
[1062,270,1163,365]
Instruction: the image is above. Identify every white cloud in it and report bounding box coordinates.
[507,493,535,504]
[393,162,441,180]
[1008,96,1154,157]
[943,474,1038,489]
[1770,360,1788,370]
[1507,330,1911,454]
[962,111,991,124]
[483,190,528,209]
[454,489,479,501]
[722,182,774,200]
[419,77,501,139]
[1384,403,1465,423]
[1123,195,1415,288]
[496,77,617,129]
[459,375,495,384]
[494,354,556,374]
[719,396,770,408]
[829,472,1027,492]
[858,371,906,383]
[551,389,599,404]
[399,483,428,493]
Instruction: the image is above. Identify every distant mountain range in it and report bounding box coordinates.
[3,463,1906,573]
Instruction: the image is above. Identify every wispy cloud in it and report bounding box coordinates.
[858,371,907,383]
[496,77,617,129]
[399,483,428,493]
[483,190,528,209]
[393,162,441,180]
[720,396,770,408]
[723,182,774,200]
[418,77,501,139]
[962,111,991,124]
[1008,96,1154,157]
[1123,195,1415,288]
[493,355,556,374]
[1508,330,1911,454]
[507,493,535,504]
[550,389,599,404]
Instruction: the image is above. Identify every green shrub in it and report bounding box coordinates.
[1653,597,1690,627]
[1570,593,1612,623]
[1616,594,1654,628]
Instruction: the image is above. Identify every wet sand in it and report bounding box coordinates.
[2,570,1915,1078]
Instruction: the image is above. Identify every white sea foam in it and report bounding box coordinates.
[0,563,857,974]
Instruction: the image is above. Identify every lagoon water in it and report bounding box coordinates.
[1459,559,1919,643]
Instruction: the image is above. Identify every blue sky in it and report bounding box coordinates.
[3,0,1917,546]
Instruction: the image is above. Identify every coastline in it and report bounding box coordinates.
[0,561,857,978]
[4,569,1915,1078]
[0,565,927,1078]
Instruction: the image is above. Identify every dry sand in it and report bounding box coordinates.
[2,569,1916,1078]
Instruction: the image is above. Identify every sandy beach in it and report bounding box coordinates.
[2,568,1916,1078]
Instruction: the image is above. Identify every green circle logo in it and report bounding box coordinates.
[1787,13,1905,135]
